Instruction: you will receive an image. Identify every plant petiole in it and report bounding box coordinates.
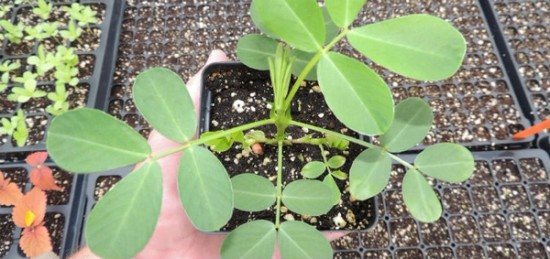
[275,140,283,229]
[289,120,417,170]
[149,118,275,160]
[281,28,350,113]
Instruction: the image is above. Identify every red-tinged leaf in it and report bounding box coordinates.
[13,188,47,228]
[26,152,48,167]
[20,224,52,258]
[29,166,61,191]
[0,176,23,205]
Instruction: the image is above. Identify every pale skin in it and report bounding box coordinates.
[71,50,346,259]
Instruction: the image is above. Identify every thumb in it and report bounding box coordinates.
[187,49,229,120]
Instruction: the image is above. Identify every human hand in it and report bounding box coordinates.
[72,50,347,259]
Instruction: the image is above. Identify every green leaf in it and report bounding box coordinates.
[134,67,196,142]
[221,220,276,259]
[322,6,340,44]
[47,108,150,173]
[200,131,234,152]
[249,0,278,39]
[350,147,391,200]
[178,146,233,231]
[415,143,474,182]
[347,14,467,81]
[331,170,348,180]
[379,97,433,153]
[325,0,365,28]
[300,161,326,178]
[254,0,325,52]
[232,173,276,212]
[317,52,394,135]
[323,175,341,205]
[403,168,442,222]
[279,221,333,259]
[327,155,346,169]
[86,162,162,259]
[237,34,278,71]
[282,179,333,216]
[290,49,317,81]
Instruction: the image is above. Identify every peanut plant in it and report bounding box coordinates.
[47,0,474,258]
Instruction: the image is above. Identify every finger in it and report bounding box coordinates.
[324,230,350,241]
[187,49,229,118]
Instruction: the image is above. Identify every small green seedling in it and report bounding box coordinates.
[46,84,69,116]
[0,20,25,44]
[66,3,97,27]
[0,5,13,18]
[54,64,79,87]
[27,44,56,76]
[32,0,52,20]
[46,1,474,258]
[59,19,82,43]
[0,60,21,92]
[9,71,46,103]
[54,45,79,67]
[41,21,60,39]
[0,110,28,147]
[13,110,28,147]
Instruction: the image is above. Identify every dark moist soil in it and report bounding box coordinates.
[43,212,64,255]
[45,167,73,205]
[0,214,14,257]
[94,175,122,201]
[203,64,375,231]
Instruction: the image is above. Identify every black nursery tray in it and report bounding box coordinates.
[0,0,124,152]
[0,162,85,258]
[349,0,534,151]
[481,0,550,147]
[334,149,550,258]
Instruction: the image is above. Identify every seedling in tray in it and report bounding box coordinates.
[46,0,475,258]
[0,1,99,147]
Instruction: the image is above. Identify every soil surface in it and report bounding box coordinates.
[203,64,375,231]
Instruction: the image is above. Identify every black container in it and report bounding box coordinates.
[0,0,125,153]
[0,162,85,258]
[480,0,550,148]
[335,149,550,258]
[200,62,377,232]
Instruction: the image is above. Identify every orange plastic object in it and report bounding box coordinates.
[512,119,550,140]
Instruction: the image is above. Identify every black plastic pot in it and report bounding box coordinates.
[0,162,85,258]
[351,149,550,258]
[480,0,550,148]
[0,0,125,153]
[200,62,377,232]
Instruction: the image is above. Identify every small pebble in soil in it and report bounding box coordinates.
[333,213,347,228]
[284,214,295,221]
[232,99,245,113]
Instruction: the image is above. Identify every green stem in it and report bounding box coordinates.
[281,28,349,113]
[275,140,283,229]
[318,144,332,174]
[289,120,416,170]
[150,118,275,160]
